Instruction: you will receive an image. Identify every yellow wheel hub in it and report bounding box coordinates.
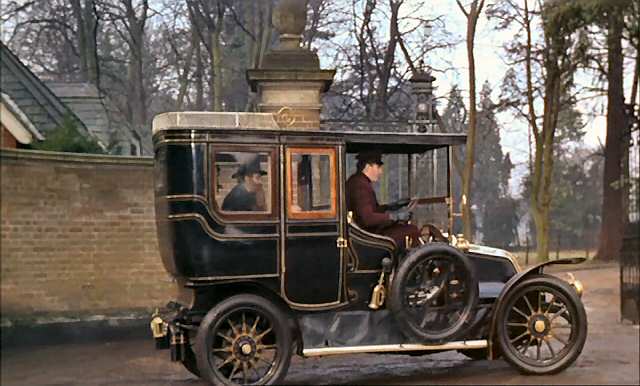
[241,343,252,355]
[534,320,546,333]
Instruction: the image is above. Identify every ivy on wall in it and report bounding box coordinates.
[30,114,104,154]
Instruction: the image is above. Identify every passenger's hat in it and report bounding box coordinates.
[232,156,267,179]
[356,149,384,166]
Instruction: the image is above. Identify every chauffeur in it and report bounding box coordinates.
[346,150,421,249]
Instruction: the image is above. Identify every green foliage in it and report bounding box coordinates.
[31,114,104,154]
[555,99,586,151]
[445,83,518,246]
[542,0,587,38]
[520,103,602,248]
[550,150,603,247]
[474,82,519,247]
[549,100,601,247]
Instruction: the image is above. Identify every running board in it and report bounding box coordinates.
[302,339,488,357]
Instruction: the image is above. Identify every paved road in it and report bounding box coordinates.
[2,266,638,385]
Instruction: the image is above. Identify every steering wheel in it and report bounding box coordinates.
[419,224,447,243]
[387,198,412,211]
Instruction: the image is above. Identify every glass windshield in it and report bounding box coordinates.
[346,147,450,231]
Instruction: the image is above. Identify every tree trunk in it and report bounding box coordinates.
[257,1,272,69]
[84,0,99,87]
[523,1,566,262]
[597,7,625,261]
[630,48,639,107]
[70,0,88,80]
[372,0,400,120]
[530,139,545,260]
[358,0,375,119]
[209,27,223,111]
[457,0,485,242]
[195,41,204,110]
[537,66,561,261]
[522,0,545,259]
[122,0,148,127]
[177,29,197,110]
[244,1,272,111]
[70,0,99,87]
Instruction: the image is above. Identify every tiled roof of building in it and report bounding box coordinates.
[0,41,88,136]
[46,82,111,146]
[1,92,44,144]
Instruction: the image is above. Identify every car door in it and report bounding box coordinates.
[282,146,346,308]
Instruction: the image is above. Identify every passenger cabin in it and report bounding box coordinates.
[153,112,479,310]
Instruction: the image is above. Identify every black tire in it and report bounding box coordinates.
[182,337,200,377]
[195,294,293,385]
[389,243,478,343]
[496,274,587,375]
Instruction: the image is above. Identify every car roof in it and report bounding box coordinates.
[153,112,467,153]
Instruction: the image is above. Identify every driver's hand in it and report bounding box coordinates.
[387,198,410,211]
[389,207,411,221]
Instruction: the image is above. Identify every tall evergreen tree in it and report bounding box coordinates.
[473,82,517,247]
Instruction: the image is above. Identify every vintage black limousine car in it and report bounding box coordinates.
[149,112,587,385]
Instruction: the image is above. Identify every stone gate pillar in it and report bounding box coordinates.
[246,0,335,129]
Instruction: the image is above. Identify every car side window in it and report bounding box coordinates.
[286,147,337,219]
[212,148,276,218]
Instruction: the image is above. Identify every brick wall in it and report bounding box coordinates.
[0,149,173,322]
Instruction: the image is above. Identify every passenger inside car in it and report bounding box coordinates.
[221,155,267,212]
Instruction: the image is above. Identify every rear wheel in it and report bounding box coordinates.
[195,294,293,385]
[496,274,587,375]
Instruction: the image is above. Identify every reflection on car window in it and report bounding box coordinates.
[288,148,336,219]
[291,154,331,211]
[214,151,271,213]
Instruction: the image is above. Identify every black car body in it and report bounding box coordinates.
[150,112,587,385]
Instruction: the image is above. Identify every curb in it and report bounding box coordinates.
[1,317,150,349]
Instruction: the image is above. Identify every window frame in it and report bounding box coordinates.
[210,145,279,222]
[286,146,338,220]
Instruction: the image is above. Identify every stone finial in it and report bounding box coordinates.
[246,0,335,130]
[272,0,308,50]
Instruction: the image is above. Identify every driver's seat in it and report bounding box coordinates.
[347,221,397,271]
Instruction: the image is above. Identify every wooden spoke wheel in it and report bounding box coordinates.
[195,295,292,385]
[390,244,478,343]
[496,274,587,375]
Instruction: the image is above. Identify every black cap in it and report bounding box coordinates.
[232,156,267,179]
[356,149,384,166]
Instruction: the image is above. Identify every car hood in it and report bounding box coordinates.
[467,243,522,272]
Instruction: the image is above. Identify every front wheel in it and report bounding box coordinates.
[389,243,478,343]
[195,294,293,385]
[496,274,587,375]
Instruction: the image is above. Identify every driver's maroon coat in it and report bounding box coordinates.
[346,171,420,248]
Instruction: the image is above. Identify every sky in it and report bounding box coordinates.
[412,0,610,195]
[2,0,632,197]
[318,0,636,197]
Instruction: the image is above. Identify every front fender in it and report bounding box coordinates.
[487,257,586,359]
